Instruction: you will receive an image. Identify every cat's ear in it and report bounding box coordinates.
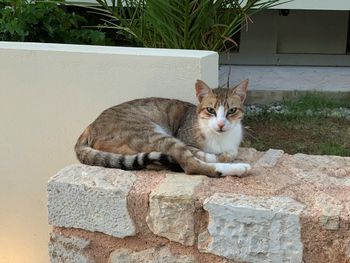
[231,79,248,102]
[195,80,211,102]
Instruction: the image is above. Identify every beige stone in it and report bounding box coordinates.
[346,239,350,258]
[48,150,350,263]
[315,194,343,230]
[108,247,197,263]
[146,173,205,246]
[49,232,93,263]
[288,153,349,170]
[254,148,284,168]
[283,153,350,187]
[236,147,261,163]
[198,193,305,263]
[48,164,137,238]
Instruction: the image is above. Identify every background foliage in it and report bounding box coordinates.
[91,0,284,52]
[0,0,108,45]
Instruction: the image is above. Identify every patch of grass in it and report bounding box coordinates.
[285,92,349,112]
[243,95,350,157]
[318,142,350,156]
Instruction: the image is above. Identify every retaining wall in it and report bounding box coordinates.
[48,148,350,263]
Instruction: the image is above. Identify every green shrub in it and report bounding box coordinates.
[0,0,108,45]
[91,0,285,51]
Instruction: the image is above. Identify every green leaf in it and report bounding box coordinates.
[91,0,285,51]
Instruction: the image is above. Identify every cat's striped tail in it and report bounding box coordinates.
[74,129,182,172]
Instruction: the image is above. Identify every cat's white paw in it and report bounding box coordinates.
[213,163,251,177]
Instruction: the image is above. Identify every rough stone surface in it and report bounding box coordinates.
[53,226,232,263]
[48,164,137,238]
[198,193,305,263]
[254,149,284,168]
[315,194,343,230]
[346,240,350,258]
[284,153,350,187]
[108,247,197,263]
[48,149,350,263]
[236,147,262,163]
[146,173,205,246]
[49,232,93,263]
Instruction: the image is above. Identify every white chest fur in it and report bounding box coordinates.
[200,121,243,154]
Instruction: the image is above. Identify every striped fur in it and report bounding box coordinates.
[74,79,251,177]
[75,133,183,172]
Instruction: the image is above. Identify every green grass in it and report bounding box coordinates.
[285,92,349,112]
[242,94,350,157]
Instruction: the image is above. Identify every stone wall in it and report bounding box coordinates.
[47,148,350,263]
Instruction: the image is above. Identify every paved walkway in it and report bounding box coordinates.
[219,65,350,92]
[219,65,350,104]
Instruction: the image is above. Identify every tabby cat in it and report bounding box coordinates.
[75,79,251,177]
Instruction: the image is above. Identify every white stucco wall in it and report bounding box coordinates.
[0,42,218,263]
[276,0,350,10]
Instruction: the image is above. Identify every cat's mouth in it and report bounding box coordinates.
[216,129,226,133]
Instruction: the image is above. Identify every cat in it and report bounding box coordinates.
[74,79,251,177]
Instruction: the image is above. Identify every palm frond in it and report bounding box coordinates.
[88,0,288,51]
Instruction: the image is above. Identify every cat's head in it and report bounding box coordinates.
[195,79,248,134]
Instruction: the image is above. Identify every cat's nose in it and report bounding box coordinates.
[217,120,225,130]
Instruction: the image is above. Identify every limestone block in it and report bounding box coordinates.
[346,239,350,259]
[146,173,205,246]
[254,149,284,168]
[198,193,305,263]
[108,247,197,263]
[48,164,136,238]
[49,232,93,263]
[237,147,260,163]
[289,153,349,170]
[285,154,350,187]
[324,167,350,178]
[315,194,343,230]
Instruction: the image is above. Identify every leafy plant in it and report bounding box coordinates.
[0,0,108,45]
[88,0,285,51]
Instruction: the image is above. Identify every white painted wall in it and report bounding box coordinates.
[221,10,350,66]
[275,0,350,10]
[0,42,218,263]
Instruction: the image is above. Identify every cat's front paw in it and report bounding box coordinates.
[217,151,238,163]
[214,163,251,177]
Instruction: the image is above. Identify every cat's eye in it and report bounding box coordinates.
[206,107,216,115]
[227,107,237,115]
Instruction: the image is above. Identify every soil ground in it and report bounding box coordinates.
[241,94,350,157]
